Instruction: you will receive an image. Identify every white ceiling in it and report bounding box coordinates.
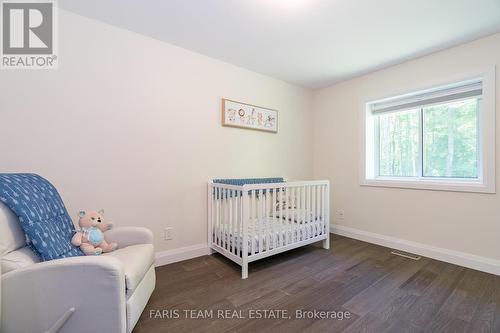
[60,0,500,89]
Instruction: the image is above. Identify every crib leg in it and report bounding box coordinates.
[209,247,216,255]
[322,238,330,250]
[242,262,248,279]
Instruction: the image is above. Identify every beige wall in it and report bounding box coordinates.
[0,10,313,252]
[313,33,500,260]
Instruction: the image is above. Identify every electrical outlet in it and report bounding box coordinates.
[164,227,174,240]
[336,209,345,220]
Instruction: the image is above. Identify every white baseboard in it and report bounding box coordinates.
[155,243,210,267]
[331,224,500,276]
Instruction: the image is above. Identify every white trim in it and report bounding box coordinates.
[155,243,210,267]
[360,65,496,194]
[360,178,493,193]
[331,224,500,276]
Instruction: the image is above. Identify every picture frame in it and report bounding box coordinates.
[222,99,278,133]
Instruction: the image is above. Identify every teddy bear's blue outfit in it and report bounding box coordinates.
[84,227,104,246]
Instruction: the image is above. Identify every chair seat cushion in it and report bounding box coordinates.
[104,244,154,291]
[1,246,40,274]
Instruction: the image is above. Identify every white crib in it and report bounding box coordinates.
[207,179,330,279]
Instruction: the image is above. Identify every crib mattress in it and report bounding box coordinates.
[213,216,325,254]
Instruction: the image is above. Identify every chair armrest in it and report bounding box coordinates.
[1,256,127,333]
[105,227,154,248]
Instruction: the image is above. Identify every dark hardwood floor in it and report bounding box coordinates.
[133,234,500,333]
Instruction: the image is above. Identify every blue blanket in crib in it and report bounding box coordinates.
[213,177,284,186]
[0,174,83,261]
[213,177,285,198]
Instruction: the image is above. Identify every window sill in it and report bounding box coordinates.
[360,178,495,194]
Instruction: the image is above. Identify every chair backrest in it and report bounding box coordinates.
[0,201,25,257]
[0,174,83,261]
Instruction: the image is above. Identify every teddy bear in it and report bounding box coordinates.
[71,210,118,255]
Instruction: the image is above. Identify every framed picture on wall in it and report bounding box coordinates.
[222,99,278,133]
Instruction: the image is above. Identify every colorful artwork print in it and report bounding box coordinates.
[222,99,278,133]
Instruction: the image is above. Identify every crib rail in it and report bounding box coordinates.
[208,180,330,278]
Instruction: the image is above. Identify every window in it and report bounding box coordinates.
[422,99,478,179]
[362,72,495,193]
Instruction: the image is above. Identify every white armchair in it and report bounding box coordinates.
[0,203,156,333]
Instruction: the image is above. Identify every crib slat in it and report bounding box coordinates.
[267,189,271,252]
[254,189,258,255]
[290,186,298,243]
[311,185,316,237]
[256,189,260,253]
[278,186,283,247]
[302,186,307,240]
[213,187,217,246]
[269,190,273,251]
[226,189,229,251]
[286,187,290,246]
[288,187,297,244]
[304,186,311,238]
[250,190,258,254]
[262,190,266,252]
[303,185,307,239]
[307,185,312,239]
[223,188,227,250]
[230,189,233,252]
[226,188,230,251]
[216,188,220,247]
[305,186,308,238]
[326,183,330,237]
[295,185,298,240]
[232,190,236,254]
[271,187,276,251]
[258,189,263,253]
[251,190,256,255]
[318,185,322,236]
[242,189,249,273]
[298,186,302,240]
[230,189,234,255]
[292,187,296,244]
[240,191,242,255]
[235,189,239,255]
[284,187,292,246]
[236,190,239,256]
[314,186,319,235]
[224,188,228,249]
[294,186,298,243]
[292,186,297,243]
[316,185,320,236]
[265,190,270,252]
[305,185,308,239]
[297,186,302,241]
[208,185,212,249]
[322,185,326,235]
[282,187,286,246]
[218,187,222,249]
[248,189,252,255]
[238,190,242,257]
[226,190,233,252]
[311,186,314,238]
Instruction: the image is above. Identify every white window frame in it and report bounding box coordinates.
[360,66,496,193]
